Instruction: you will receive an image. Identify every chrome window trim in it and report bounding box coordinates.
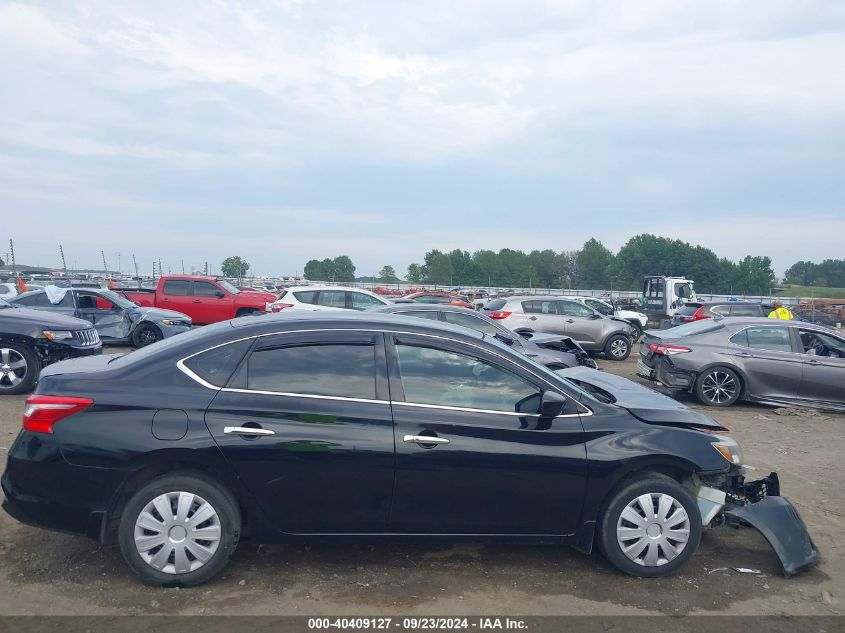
[175,327,592,416]
[728,324,797,355]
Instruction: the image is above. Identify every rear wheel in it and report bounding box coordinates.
[604,334,631,361]
[118,474,241,587]
[695,366,741,407]
[132,323,162,348]
[598,475,701,577]
[0,343,38,395]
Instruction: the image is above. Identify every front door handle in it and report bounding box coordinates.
[403,434,449,445]
[806,359,821,365]
[193,299,202,303]
[735,352,752,357]
[566,318,575,323]
[224,426,275,436]
[529,316,537,321]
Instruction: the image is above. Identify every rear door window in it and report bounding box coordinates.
[247,343,377,398]
[163,280,190,296]
[522,300,558,314]
[292,290,317,305]
[317,290,347,309]
[183,340,252,387]
[711,305,730,316]
[485,299,506,311]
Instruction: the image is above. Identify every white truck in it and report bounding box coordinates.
[642,276,697,327]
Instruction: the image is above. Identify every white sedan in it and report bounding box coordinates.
[268,286,390,312]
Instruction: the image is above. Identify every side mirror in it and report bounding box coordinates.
[590,313,602,319]
[540,391,567,418]
[215,290,225,298]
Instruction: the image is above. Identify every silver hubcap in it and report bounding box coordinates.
[617,493,690,566]
[134,491,221,575]
[610,339,628,357]
[0,348,27,389]
[702,371,737,404]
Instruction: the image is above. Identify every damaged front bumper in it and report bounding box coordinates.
[698,471,819,577]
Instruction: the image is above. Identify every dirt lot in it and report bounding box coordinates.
[0,347,842,616]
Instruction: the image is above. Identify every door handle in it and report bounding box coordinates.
[403,434,449,445]
[566,319,575,323]
[529,316,537,321]
[735,352,752,357]
[224,426,275,436]
[806,359,821,365]
[193,299,202,303]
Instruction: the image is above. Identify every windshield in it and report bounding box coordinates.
[98,289,137,310]
[217,280,240,295]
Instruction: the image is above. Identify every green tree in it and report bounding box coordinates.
[422,250,453,284]
[304,259,326,280]
[735,255,776,295]
[220,255,250,279]
[406,263,423,283]
[331,255,356,282]
[378,265,400,283]
[576,238,614,289]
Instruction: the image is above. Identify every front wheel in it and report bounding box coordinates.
[132,323,162,348]
[604,334,631,361]
[695,366,742,407]
[598,475,701,577]
[0,343,39,395]
[117,474,241,587]
[628,322,643,342]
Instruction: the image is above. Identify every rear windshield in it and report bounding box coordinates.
[485,299,507,311]
[676,303,702,316]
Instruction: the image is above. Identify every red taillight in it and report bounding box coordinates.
[693,306,710,320]
[22,395,93,434]
[487,311,512,320]
[648,343,692,356]
[271,303,294,312]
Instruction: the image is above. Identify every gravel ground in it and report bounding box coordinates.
[0,346,842,616]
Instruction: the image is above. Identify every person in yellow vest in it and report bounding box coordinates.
[768,300,794,320]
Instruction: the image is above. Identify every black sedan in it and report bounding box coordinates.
[2,312,817,586]
[370,303,598,369]
[0,297,101,394]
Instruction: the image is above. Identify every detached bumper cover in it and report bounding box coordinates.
[724,473,819,577]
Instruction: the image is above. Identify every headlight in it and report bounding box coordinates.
[712,435,744,465]
[43,330,74,341]
[161,319,189,327]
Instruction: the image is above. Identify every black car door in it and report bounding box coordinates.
[204,331,395,533]
[386,333,588,535]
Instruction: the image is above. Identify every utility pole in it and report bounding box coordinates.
[101,250,109,276]
[181,259,185,274]
[204,262,208,276]
[59,244,67,273]
[117,252,121,275]
[132,254,139,279]
[9,238,16,277]
[158,259,162,278]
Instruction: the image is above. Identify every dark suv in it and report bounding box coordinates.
[0,298,102,394]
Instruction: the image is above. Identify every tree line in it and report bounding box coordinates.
[305,234,794,295]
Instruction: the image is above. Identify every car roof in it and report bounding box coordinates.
[228,310,486,340]
[372,304,485,317]
[286,285,380,294]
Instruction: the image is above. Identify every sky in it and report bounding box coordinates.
[1,0,844,279]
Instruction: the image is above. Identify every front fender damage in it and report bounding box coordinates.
[699,470,819,577]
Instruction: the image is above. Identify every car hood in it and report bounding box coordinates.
[0,304,92,329]
[556,366,727,430]
[133,307,191,321]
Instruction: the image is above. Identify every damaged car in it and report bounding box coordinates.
[370,303,598,369]
[2,312,817,586]
[638,317,845,411]
[0,297,101,395]
[9,286,192,348]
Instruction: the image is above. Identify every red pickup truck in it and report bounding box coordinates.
[120,275,277,325]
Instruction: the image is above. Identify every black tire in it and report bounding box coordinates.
[628,322,643,342]
[118,473,241,587]
[694,366,742,407]
[0,342,39,395]
[132,323,163,348]
[597,475,701,577]
[603,334,631,361]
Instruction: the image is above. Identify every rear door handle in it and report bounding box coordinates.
[566,319,575,323]
[806,359,821,365]
[224,426,275,436]
[403,434,449,445]
[529,316,537,321]
[193,299,202,303]
[735,352,752,357]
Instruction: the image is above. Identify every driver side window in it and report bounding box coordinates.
[395,343,541,414]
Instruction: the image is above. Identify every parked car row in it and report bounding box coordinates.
[1,310,818,587]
